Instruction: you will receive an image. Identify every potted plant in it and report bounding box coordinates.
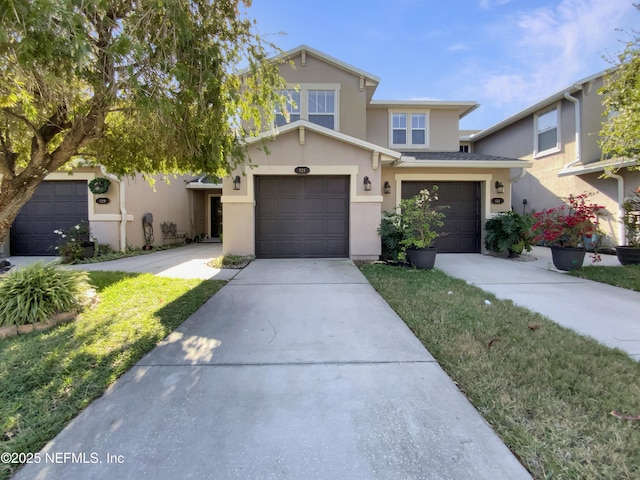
[531,193,605,271]
[484,210,535,257]
[615,190,640,265]
[379,186,447,269]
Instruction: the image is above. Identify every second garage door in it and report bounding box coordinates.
[10,181,89,255]
[402,181,480,253]
[255,176,349,258]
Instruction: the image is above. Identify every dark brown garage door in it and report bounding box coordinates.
[255,176,349,258]
[10,181,89,255]
[402,181,480,253]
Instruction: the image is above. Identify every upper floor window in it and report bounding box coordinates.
[390,111,429,147]
[275,90,301,127]
[535,105,560,156]
[275,84,339,131]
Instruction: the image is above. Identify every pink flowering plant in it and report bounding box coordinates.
[532,193,605,251]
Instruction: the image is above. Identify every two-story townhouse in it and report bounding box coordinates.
[471,72,640,247]
[3,45,531,259]
[222,45,531,259]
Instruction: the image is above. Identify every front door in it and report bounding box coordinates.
[210,196,222,238]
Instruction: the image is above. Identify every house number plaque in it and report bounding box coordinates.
[294,167,310,174]
[96,197,110,205]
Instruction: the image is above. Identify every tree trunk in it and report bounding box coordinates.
[0,172,49,245]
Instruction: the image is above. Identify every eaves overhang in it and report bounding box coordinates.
[558,158,639,177]
[395,158,533,169]
[369,100,479,119]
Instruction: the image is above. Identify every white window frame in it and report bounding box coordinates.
[389,110,430,148]
[275,89,301,127]
[534,103,561,157]
[276,83,341,131]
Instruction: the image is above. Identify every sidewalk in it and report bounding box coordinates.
[435,247,640,360]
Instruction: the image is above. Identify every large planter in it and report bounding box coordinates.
[550,246,585,271]
[615,246,640,265]
[406,247,437,270]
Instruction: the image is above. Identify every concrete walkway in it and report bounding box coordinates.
[436,247,640,360]
[13,259,531,480]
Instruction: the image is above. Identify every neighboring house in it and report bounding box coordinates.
[471,71,640,247]
[3,45,531,259]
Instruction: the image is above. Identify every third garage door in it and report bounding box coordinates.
[255,176,349,258]
[402,181,480,253]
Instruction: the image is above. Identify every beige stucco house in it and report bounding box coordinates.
[471,71,640,247]
[3,45,531,259]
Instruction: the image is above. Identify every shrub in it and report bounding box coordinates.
[0,262,91,327]
[484,211,535,256]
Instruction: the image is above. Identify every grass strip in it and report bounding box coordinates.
[569,264,640,292]
[360,263,640,480]
[0,271,223,480]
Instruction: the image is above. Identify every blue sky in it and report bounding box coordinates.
[247,0,638,130]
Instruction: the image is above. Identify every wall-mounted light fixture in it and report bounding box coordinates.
[363,176,372,191]
[233,175,241,190]
[383,181,391,195]
[495,181,504,194]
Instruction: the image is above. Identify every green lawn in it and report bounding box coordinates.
[360,263,640,480]
[0,272,223,480]
[570,264,640,292]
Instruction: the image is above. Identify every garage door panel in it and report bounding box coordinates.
[255,176,349,258]
[10,180,88,255]
[402,181,480,253]
[303,198,325,214]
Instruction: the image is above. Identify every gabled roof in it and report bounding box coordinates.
[274,45,381,85]
[471,69,611,141]
[397,151,532,168]
[245,120,401,162]
[369,100,479,119]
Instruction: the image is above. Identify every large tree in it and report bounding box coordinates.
[599,15,640,170]
[0,0,286,243]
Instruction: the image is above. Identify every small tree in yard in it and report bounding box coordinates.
[599,6,640,171]
[0,0,287,244]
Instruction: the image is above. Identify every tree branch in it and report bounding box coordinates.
[1,108,46,152]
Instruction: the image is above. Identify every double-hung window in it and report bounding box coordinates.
[535,105,559,156]
[274,85,339,130]
[308,90,335,129]
[275,89,300,127]
[390,111,428,147]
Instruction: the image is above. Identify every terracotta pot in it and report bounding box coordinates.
[406,247,437,270]
[615,246,640,265]
[550,246,585,271]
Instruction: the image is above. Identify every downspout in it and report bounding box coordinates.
[608,173,626,245]
[99,166,127,252]
[563,91,581,169]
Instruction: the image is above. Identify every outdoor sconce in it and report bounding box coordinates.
[363,176,372,191]
[233,175,241,190]
[495,181,505,194]
[383,181,391,195]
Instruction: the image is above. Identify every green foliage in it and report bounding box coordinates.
[599,12,640,169]
[377,215,405,261]
[0,263,91,326]
[53,221,96,263]
[0,0,289,242]
[484,211,535,256]
[379,187,447,260]
[622,191,640,247]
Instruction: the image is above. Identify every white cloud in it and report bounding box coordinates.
[448,43,470,52]
[478,0,636,113]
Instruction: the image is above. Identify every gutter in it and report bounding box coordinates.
[562,91,581,170]
[608,173,626,245]
[99,166,127,252]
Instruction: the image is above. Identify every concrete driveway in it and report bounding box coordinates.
[13,258,530,480]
